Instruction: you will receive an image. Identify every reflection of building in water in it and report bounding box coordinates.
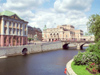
[0,10,28,46]
[43,25,83,41]
[28,26,42,41]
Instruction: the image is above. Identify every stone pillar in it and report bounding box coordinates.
[22,37,24,45]
[11,22,13,35]
[7,35,9,46]
[15,23,17,35]
[26,37,27,44]
[1,35,4,47]
[26,25,28,36]
[1,17,4,35]
[19,37,20,45]
[15,37,17,46]
[11,36,13,46]
[19,23,20,36]
[77,44,80,50]
[7,21,9,35]
[22,24,25,36]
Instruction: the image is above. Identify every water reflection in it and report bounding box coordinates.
[0,47,88,75]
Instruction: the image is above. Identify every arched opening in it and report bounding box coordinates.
[63,43,69,49]
[22,48,28,55]
[80,44,86,50]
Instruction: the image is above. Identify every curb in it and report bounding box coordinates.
[66,59,77,75]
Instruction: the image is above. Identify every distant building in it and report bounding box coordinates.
[0,10,28,46]
[43,25,83,41]
[28,26,42,41]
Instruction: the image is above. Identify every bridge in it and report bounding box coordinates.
[0,41,95,57]
[61,40,95,50]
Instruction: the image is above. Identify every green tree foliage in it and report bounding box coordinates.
[28,38,32,43]
[87,14,100,42]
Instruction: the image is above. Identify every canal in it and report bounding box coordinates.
[0,47,87,75]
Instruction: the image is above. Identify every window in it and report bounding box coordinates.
[13,23,15,27]
[17,23,18,27]
[4,21,7,25]
[9,22,11,26]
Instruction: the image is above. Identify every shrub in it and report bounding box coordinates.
[86,62,99,74]
[74,51,100,65]
[74,51,83,65]
[81,52,99,65]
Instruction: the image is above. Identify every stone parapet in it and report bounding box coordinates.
[0,41,63,57]
[66,59,77,75]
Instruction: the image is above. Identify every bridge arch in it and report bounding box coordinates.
[63,43,69,49]
[22,48,28,55]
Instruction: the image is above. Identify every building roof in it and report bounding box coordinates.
[0,10,21,19]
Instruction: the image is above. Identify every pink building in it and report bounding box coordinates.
[0,11,28,47]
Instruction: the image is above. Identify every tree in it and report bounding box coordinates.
[84,32,91,36]
[87,14,100,42]
[28,38,32,43]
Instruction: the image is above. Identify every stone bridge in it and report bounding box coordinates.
[0,41,63,57]
[61,41,94,50]
[0,41,95,57]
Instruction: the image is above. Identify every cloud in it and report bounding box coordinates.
[28,10,88,32]
[54,0,93,13]
[3,0,48,11]
[0,0,92,33]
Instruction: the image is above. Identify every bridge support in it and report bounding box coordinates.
[77,44,83,50]
[77,44,81,50]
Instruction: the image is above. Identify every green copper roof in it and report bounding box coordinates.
[0,10,22,19]
[0,10,15,16]
[43,25,47,30]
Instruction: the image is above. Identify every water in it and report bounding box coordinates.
[0,47,87,75]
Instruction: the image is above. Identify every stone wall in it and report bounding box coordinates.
[66,59,77,75]
[0,41,63,57]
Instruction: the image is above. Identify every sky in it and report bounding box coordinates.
[0,0,100,33]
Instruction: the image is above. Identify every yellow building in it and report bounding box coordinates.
[43,25,83,41]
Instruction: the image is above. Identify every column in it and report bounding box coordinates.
[7,21,9,35]
[19,23,20,36]
[26,25,28,36]
[15,23,17,35]
[11,36,13,46]
[12,22,13,35]
[19,37,20,45]
[1,17,4,35]
[22,24,25,36]
[22,37,24,45]
[26,37,27,44]
[1,35,4,47]
[15,37,17,46]
[77,44,80,50]
[7,36,9,46]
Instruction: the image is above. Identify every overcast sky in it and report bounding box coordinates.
[0,0,100,32]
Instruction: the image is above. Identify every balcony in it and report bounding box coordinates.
[9,26,12,28]
[13,26,16,28]
[4,25,7,27]
[17,27,20,29]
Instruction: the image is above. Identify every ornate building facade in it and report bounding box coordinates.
[28,26,42,41]
[43,25,83,41]
[0,11,28,46]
